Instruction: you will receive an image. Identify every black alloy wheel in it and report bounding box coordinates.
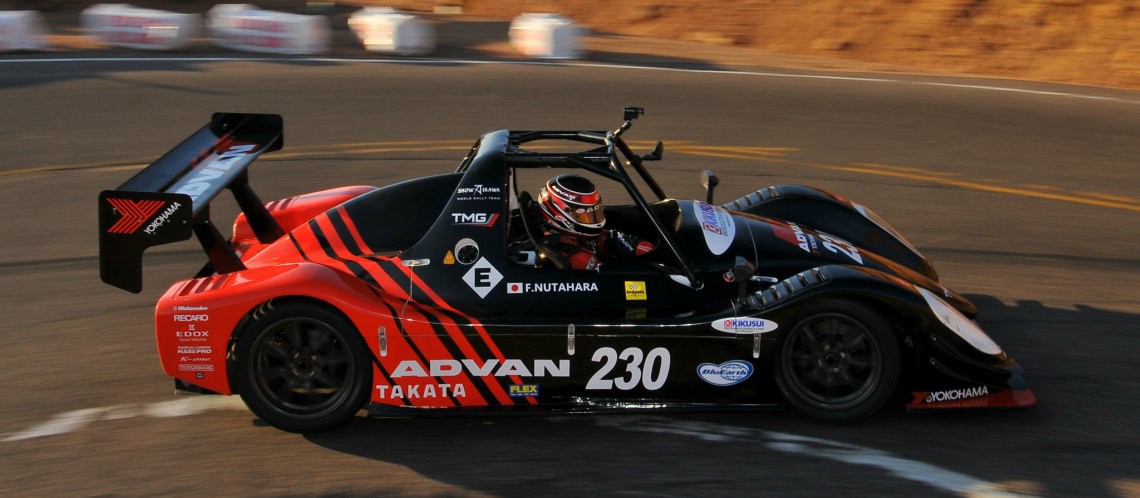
[234,302,372,433]
[776,300,900,422]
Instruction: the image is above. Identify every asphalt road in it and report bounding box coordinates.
[1,53,1139,498]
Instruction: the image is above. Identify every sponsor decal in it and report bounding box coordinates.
[171,144,257,202]
[175,329,209,343]
[693,202,736,255]
[179,356,211,363]
[178,364,214,372]
[625,308,647,320]
[774,222,817,254]
[505,282,599,294]
[772,223,863,265]
[443,251,455,265]
[105,198,166,234]
[174,306,208,311]
[697,360,754,387]
[141,201,183,235]
[454,238,480,265]
[712,318,778,335]
[508,384,540,398]
[455,184,503,201]
[624,281,647,301]
[450,212,500,227]
[176,346,212,354]
[462,257,502,298]
[376,383,466,400]
[818,232,863,265]
[389,358,570,378]
[173,314,209,322]
[924,385,989,404]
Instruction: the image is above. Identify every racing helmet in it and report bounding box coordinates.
[538,174,606,238]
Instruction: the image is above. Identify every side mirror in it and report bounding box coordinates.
[701,170,719,204]
[733,256,756,305]
[642,141,663,162]
[623,106,645,121]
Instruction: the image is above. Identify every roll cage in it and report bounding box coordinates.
[455,107,702,289]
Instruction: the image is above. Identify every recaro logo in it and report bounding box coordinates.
[106,198,166,234]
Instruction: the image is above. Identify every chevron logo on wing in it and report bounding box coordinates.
[106,198,165,234]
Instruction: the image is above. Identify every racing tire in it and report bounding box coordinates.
[234,302,372,433]
[775,300,900,423]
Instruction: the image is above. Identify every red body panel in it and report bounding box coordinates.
[232,186,377,250]
[155,262,395,395]
[158,187,525,409]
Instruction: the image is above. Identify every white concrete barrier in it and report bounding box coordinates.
[207,4,329,55]
[509,13,582,59]
[0,11,48,52]
[80,4,201,51]
[348,7,435,56]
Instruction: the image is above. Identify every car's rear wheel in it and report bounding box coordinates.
[775,300,900,422]
[234,302,372,433]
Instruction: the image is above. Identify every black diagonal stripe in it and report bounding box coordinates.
[375,295,459,408]
[361,287,408,407]
[327,208,362,255]
[411,303,500,407]
[288,234,310,261]
[366,256,414,295]
[427,307,499,377]
[307,217,388,289]
[308,219,337,259]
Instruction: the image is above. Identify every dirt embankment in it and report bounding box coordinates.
[377,0,1140,89]
[16,0,1140,89]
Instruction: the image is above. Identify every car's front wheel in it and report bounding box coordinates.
[775,300,900,422]
[233,302,372,433]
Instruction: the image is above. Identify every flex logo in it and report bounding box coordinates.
[450,212,500,227]
[106,198,172,234]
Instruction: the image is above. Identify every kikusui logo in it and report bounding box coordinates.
[712,318,778,335]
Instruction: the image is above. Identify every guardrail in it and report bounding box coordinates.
[0,3,584,59]
[0,10,48,52]
[81,4,200,50]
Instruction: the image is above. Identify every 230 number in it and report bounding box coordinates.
[586,347,670,391]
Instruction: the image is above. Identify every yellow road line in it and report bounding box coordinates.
[1078,191,1140,204]
[853,162,958,176]
[826,164,1140,213]
[6,139,1137,214]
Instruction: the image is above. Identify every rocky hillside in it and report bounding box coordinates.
[381,0,1140,89]
[16,0,1140,89]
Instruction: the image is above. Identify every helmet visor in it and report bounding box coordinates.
[569,204,605,227]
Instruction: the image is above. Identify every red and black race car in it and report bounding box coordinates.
[99,108,1036,432]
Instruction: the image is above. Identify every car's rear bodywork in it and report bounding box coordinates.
[99,110,1035,432]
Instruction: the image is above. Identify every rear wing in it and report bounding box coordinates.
[99,113,285,293]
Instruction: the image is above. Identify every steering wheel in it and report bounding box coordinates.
[517,192,569,270]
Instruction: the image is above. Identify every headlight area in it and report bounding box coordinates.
[915,286,1003,355]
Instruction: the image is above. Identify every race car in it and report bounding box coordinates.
[99,108,1036,432]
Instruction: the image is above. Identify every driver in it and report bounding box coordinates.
[537,174,655,271]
